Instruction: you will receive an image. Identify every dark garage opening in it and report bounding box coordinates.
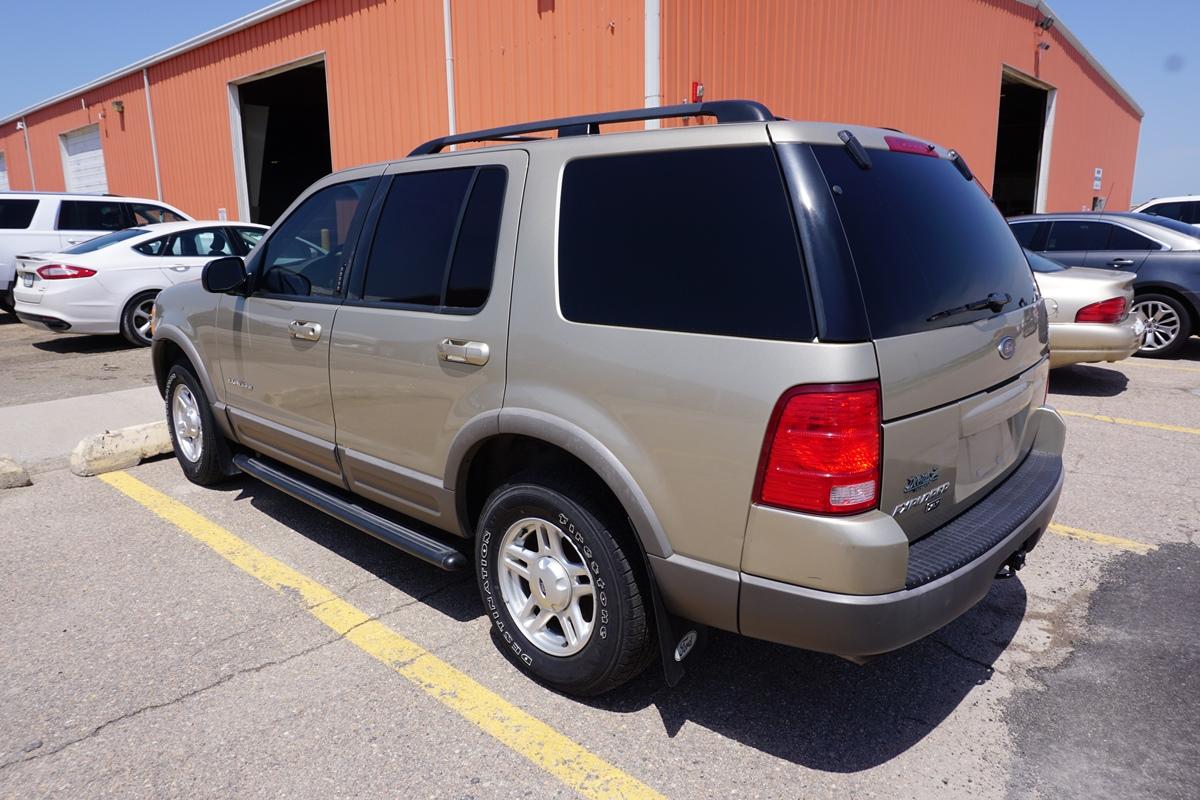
[237,61,332,225]
[991,75,1049,217]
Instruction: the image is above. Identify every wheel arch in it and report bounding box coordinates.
[447,409,673,560]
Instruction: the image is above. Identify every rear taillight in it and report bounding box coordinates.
[36,264,96,280]
[1075,297,1127,324]
[754,382,881,515]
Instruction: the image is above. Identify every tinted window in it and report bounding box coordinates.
[236,227,264,251]
[811,145,1036,338]
[446,168,506,308]
[1045,221,1108,251]
[1107,225,1159,251]
[57,200,127,231]
[128,203,185,225]
[165,228,235,257]
[361,166,506,310]
[1009,221,1043,248]
[1143,201,1183,222]
[1024,249,1065,273]
[363,169,474,306]
[0,199,38,229]
[1187,201,1200,225]
[260,179,371,298]
[134,236,170,256]
[559,147,813,340]
[1133,213,1200,238]
[64,228,148,254]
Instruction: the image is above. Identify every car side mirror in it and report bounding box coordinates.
[202,256,247,294]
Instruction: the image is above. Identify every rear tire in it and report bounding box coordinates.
[165,362,231,486]
[1133,293,1191,358]
[475,472,655,696]
[120,290,158,347]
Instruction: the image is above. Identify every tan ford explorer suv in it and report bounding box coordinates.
[151,101,1065,696]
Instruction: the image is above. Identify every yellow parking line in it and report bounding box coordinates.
[1047,523,1157,555]
[1058,408,1200,437]
[100,471,664,800]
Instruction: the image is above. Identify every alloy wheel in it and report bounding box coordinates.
[171,384,204,463]
[1133,299,1181,352]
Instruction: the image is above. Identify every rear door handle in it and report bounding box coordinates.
[437,338,489,366]
[288,320,322,341]
[1108,258,1135,266]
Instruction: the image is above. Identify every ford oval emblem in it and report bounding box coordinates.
[998,336,1016,360]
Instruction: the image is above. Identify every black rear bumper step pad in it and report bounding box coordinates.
[905,450,1062,589]
[233,454,466,571]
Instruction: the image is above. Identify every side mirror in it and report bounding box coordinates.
[202,256,247,294]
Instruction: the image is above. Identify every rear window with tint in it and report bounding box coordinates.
[57,200,126,231]
[811,144,1037,339]
[64,228,148,254]
[0,199,38,229]
[558,147,814,341]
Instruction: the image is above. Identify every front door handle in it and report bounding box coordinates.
[65,238,87,245]
[288,320,322,342]
[1108,258,1135,266]
[437,338,489,366]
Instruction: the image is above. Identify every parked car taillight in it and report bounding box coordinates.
[1075,297,1127,324]
[754,382,881,515]
[36,263,96,280]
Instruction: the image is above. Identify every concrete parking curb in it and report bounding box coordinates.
[0,455,32,489]
[69,422,173,477]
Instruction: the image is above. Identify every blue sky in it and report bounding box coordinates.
[1,0,1194,203]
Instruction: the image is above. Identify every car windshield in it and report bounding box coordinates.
[1024,249,1065,273]
[62,228,149,254]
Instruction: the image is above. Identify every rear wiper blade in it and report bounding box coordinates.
[927,292,1011,322]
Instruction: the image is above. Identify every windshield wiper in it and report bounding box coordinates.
[927,292,1011,322]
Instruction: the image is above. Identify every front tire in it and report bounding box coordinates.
[120,290,158,347]
[475,474,655,696]
[165,363,231,486]
[1133,293,1191,358]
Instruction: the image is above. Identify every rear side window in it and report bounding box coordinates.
[1045,221,1108,252]
[1009,221,1046,249]
[57,200,126,231]
[361,166,506,310]
[811,144,1036,338]
[128,203,186,225]
[1107,225,1160,251]
[166,228,235,257]
[559,147,813,341]
[0,199,38,229]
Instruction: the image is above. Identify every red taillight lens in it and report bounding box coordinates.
[754,382,881,515]
[884,135,938,157]
[36,263,96,280]
[1075,297,1127,324]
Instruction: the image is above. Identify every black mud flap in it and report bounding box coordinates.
[644,556,709,687]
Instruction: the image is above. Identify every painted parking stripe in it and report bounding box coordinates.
[1058,408,1200,437]
[99,471,664,800]
[1047,523,1157,555]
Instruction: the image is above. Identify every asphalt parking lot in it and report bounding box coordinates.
[1,319,1198,799]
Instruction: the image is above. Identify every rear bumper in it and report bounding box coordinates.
[1048,316,1144,368]
[738,455,1061,655]
[15,310,72,332]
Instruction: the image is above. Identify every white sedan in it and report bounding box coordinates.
[13,221,266,346]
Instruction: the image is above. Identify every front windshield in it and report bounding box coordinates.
[1024,248,1066,273]
[62,228,149,254]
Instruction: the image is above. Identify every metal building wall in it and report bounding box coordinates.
[1,0,1141,217]
[662,0,1142,211]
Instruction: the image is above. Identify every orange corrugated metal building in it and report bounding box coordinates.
[0,0,1141,222]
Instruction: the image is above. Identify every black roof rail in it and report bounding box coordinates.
[408,99,775,156]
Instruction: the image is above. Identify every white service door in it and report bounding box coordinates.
[61,125,108,194]
[0,152,9,191]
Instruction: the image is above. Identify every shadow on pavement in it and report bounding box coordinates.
[588,577,1027,772]
[31,334,138,355]
[210,475,483,623]
[198,466,1027,772]
[1048,364,1128,397]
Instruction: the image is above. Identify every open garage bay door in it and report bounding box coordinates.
[61,124,109,194]
[235,60,332,225]
[992,74,1050,217]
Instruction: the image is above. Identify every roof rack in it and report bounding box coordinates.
[408,99,775,156]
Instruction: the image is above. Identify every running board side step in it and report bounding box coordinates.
[232,454,466,571]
